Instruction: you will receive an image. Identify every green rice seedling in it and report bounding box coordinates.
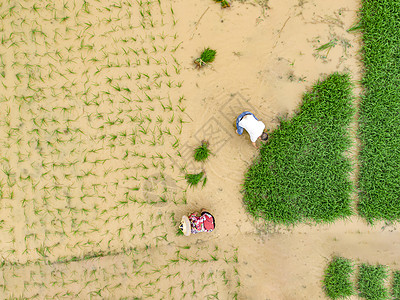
[347,21,362,32]
[316,39,337,57]
[392,271,400,300]
[358,264,388,300]
[185,171,206,187]
[194,141,211,162]
[323,257,354,299]
[194,48,216,68]
[358,0,400,223]
[243,73,354,224]
[214,0,230,8]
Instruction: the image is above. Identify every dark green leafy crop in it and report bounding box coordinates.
[243,73,354,224]
[323,257,355,299]
[358,0,400,223]
[393,271,400,300]
[358,264,388,300]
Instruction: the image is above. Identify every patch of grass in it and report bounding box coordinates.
[185,171,206,187]
[358,264,388,300]
[358,0,400,223]
[323,257,355,299]
[194,48,216,68]
[194,141,211,162]
[393,271,400,300]
[243,73,354,224]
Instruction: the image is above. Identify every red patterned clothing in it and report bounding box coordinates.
[188,212,215,234]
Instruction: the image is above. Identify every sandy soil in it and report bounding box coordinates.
[1,0,399,299]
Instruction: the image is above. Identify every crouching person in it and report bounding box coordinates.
[180,210,215,236]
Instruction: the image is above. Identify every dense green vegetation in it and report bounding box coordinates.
[358,0,400,223]
[358,264,388,300]
[243,73,354,224]
[323,257,355,299]
[393,271,400,300]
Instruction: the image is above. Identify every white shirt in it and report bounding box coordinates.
[239,115,265,142]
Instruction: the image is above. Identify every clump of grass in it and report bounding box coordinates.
[185,171,206,187]
[358,0,400,223]
[194,141,211,162]
[393,271,400,299]
[323,257,355,299]
[194,48,216,68]
[243,73,354,224]
[214,0,230,8]
[358,264,388,300]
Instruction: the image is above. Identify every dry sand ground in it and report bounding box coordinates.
[0,0,399,299]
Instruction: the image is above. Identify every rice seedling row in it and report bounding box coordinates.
[243,73,354,224]
[323,256,355,299]
[323,257,400,300]
[0,242,240,299]
[358,263,388,300]
[358,0,400,223]
[393,271,400,300]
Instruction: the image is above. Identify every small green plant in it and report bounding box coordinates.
[194,141,211,162]
[392,271,400,299]
[194,48,216,68]
[358,264,388,300]
[316,39,337,52]
[323,257,355,299]
[185,171,206,187]
[214,0,230,8]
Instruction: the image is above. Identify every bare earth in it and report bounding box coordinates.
[1,0,399,299]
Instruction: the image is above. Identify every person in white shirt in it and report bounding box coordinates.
[236,111,268,149]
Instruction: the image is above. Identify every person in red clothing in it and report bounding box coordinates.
[179,209,215,236]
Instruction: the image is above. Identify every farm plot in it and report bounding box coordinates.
[358,0,400,223]
[323,256,355,299]
[393,271,400,300]
[322,257,400,300]
[357,264,389,300]
[0,0,187,264]
[0,242,240,299]
[243,73,354,224]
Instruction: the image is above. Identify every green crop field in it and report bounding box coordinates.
[393,271,400,300]
[323,257,355,299]
[243,73,354,224]
[358,264,389,300]
[358,0,400,223]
